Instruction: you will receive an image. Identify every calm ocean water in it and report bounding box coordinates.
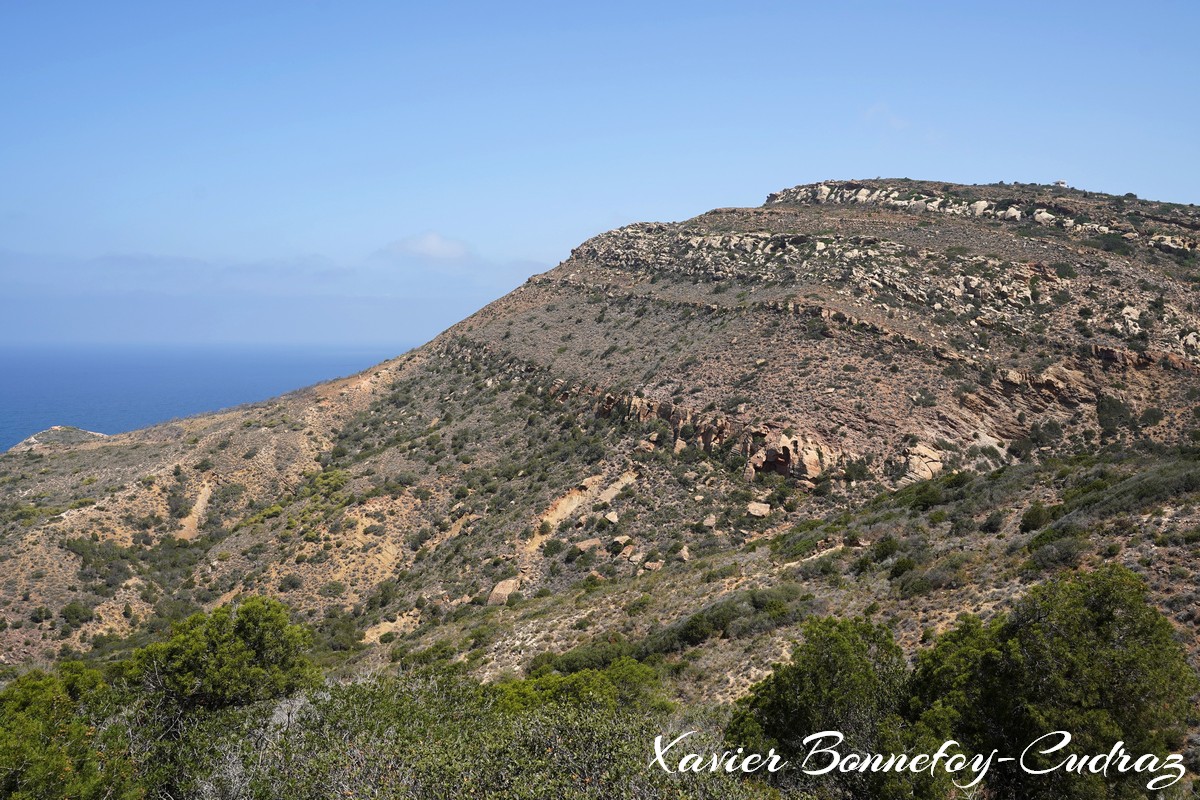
[0,344,409,452]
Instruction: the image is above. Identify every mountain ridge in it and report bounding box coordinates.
[1,178,1197,704]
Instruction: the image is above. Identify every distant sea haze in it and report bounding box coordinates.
[0,344,409,452]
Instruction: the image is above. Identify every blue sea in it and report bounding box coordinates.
[0,344,410,452]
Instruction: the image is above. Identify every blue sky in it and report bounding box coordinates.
[2,1,1197,346]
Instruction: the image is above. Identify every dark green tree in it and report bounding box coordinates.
[911,565,1199,800]
[727,616,909,797]
[0,663,141,800]
[126,595,317,714]
[121,596,318,795]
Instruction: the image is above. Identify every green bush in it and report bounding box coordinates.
[727,617,909,797]
[0,664,141,800]
[910,566,1198,800]
[1019,500,1054,532]
[278,573,304,592]
[58,601,93,628]
[125,596,317,713]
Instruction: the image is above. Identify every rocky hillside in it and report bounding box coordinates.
[9,426,107,452]
[1,178,1198,702]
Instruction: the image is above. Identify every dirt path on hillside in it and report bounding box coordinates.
[177,482,213,541]
[517,470,637,584]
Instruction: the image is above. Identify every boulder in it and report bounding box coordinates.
[487,579,520,606]
[797,448,823,477]
[747,501,770,517]
[900,444,943,485]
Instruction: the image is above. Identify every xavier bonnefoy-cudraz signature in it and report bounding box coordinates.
[651,730,1187,790]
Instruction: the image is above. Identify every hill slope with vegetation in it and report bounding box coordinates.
[1,178,1199,797]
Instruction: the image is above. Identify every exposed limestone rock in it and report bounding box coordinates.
[487,579,520,606]
[1031,365,1090,406]
[900,443,943,486]
[747,501,770,517]
[539,475,606,529]
[764,180,1196,263]
[597,471,637,504]
[596,394,732,452]
[1121,306,1143,335]
[743,427,843,481]
[1152,234,1197,254]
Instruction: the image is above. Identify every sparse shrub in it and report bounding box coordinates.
[278,574,304,592]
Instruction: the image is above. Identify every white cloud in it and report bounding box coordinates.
[385,231,471,261]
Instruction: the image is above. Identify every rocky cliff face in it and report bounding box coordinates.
[1,178,1197,697]
[465,178,1197,486]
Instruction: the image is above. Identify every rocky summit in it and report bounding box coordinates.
[1,178,1198,701]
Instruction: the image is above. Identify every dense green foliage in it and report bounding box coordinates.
[1,568,1196,799]
[124,595,318,713]
[728,567,1199,800]
[219,668,770,800]
[0,664,141,800]
[728,617,911,798]
[911,565,1200,800]
[0,598,770,800]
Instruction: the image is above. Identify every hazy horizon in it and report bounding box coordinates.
[0,342,411,451]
